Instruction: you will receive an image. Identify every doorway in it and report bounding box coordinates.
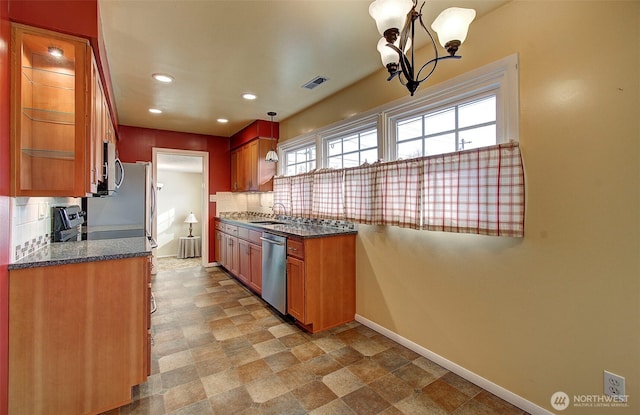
[152,148,209,266]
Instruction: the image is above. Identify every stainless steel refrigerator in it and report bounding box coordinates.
[86,162,157,272]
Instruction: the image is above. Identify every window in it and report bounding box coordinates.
[326,127,378,169]
[279,54,518,176]
[396,95,497,159]
[285,144,316,175]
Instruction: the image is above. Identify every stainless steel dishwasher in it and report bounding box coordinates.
[260,232,287,314]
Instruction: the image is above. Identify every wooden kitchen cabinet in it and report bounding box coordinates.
[248,241,262,294]
[286,234,356,333]
[9,256,150,415]
[215,219,263,295]
[286,255,306,322]
[10,23,113,197]
[231,138,277,192]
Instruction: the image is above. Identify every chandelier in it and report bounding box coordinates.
[369,0,475,96]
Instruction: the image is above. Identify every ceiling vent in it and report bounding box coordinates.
[302,76,329,90]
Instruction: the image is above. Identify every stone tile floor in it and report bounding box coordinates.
[103,264,531,415]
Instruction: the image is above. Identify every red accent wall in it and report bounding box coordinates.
[0,0,11,412]
[117,126,231,262]
[230,119,279,149]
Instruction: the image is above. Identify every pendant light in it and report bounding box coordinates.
[369,0,476,96]
[265,111,279,162]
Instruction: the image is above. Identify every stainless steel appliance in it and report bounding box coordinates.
[261,232,287,314]
[52,205,86,242]
[86,162,158,270]
[52,206,152,242]
[97,142,124,195]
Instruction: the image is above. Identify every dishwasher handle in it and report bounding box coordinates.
[260,236,285,246]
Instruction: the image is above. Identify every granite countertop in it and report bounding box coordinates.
[8,237,152,270]
[217,216,358,238]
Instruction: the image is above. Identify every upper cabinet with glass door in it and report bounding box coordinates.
[10,23,96,197]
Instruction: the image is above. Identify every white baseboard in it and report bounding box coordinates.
[355,314,553,415]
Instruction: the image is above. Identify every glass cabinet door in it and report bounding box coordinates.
[11,24,88,196]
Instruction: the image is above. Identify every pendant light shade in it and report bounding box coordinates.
[369,0,413,39]
[431,7,476,50]
[265,111,279,162]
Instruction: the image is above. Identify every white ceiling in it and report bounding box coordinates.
[98,0,509,138]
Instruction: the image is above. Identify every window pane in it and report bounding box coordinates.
[398,139,422,159]
[343,153,360,168]
[459,125,496,150]
[328,155,342,169]
[286,165,296,175]
[397,116,422,141]
[360,148,378,164]
[424,108,455,135]
[327,138,342,156]
[459,96,496,128]
[306,161,316,172]
[308,147,316,161]
[343,135,359,153]
[425,133,455,156]
[360,130,377,149]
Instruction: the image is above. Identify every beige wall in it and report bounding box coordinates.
[280,1,639,414]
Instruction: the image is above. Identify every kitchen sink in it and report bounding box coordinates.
[250,220,287,225]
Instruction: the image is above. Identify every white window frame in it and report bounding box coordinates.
[279,54,519,171]
[384,54,519,160]
[278,138,318,176]
[321,115,379,169]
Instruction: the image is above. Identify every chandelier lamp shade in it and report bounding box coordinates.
[369,0,475,96]
[265,111,279,162]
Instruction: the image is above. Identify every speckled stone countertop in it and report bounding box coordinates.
[217,215,358,238]
[8,237,152,270]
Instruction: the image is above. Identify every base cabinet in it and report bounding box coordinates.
[215,219,263,295]
[286,234,356,333]
[286,255,306,323]
[9,256,150,415]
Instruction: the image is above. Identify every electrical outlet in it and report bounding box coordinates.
[604,370,626,401]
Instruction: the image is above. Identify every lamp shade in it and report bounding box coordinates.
[376,36,412,67]
[431,7,476,48]
[265,150,278,162]
[369,0,413,36]
[184,212,198,224]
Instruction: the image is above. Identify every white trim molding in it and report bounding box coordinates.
[355,314,553,415]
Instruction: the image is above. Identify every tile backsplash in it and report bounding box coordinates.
[11,197,80,262]
[210,191,274,216]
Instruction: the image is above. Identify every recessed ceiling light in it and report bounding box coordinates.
[217,118,229,123]
[149,108,162,114]
[242,93,257,100]
[48,46,63,57]
[152,73,174,83]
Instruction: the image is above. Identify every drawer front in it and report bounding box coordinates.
[237,227,250,240]
[249,229,262,245]
[287,238,304,259]
[224,224,238,235]
[214,220,224,231]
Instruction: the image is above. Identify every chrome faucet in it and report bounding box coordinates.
[272,203,288,216]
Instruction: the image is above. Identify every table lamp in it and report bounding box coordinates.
[184,212,198,237]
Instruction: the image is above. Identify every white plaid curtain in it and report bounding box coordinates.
[290,173,313,217]
[311,170,345,219]
[272,177,291,214]
[344,165,376,223]
[274,142,525,237]
[374,160,422,229]
[422,142,524,236]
